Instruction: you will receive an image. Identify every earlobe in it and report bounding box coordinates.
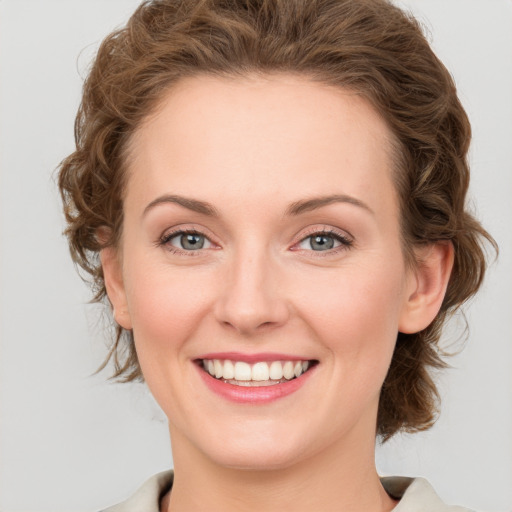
[100,246,133,330]
[398,242,454,334]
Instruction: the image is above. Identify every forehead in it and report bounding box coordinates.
[126,73,398,220]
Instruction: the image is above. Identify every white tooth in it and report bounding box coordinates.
[214,359,223,378]
[302,361,310,372]
[234,361,252,381]
[252,362,270,381]
[283,361,294,380]
[207,360,215,376]
[269,361,283,380]
[223,360,235,379]
[294,361,303,377]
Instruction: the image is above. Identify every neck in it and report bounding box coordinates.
[162,424,396,512]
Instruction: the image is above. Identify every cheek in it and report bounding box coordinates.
[123,261,218,412]
[295,260,406,362]
[123,259,215,357]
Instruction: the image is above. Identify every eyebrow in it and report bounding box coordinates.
[143,193,373,218]
[143,194,220,217]
[286,194,374,216]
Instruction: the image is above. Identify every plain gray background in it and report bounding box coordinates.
[0,1,511,510]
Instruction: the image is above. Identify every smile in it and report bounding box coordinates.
[201,359,312,386]
[195,355,318,403]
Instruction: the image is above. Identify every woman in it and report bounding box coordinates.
[58,0,495,510]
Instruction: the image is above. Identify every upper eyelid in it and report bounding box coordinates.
[160,225,216,242]
[290,227,355,255]
[294,226,353,243]
[158,228,216,255]
[164,230,210,243]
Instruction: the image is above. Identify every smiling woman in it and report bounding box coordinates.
[55,0,498,511]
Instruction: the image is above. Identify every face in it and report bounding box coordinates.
[106,74,420,470]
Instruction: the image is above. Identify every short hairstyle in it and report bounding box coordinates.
[58,0,496,440]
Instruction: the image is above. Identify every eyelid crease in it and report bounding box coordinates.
[294,225,354,244]
[291,228,354,254]
[159,227,210,245]
[155,227,218,257]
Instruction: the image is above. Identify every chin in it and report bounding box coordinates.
[193,421,313,471]
[209,445,306,472]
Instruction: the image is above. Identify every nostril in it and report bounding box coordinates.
[213,276,290,334]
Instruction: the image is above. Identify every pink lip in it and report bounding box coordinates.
[195,361,316,404]
[197,352,310,363]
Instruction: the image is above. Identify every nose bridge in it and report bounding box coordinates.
[215,239,288,334]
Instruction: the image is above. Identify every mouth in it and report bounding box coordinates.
[196,358,318,387]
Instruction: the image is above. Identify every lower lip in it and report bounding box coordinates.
[196,364,315,404]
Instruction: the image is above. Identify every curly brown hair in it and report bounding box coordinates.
[58,0,496,440]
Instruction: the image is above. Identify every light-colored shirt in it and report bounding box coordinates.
[100,470,474,511]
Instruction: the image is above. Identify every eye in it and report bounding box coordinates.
[296,230,353,252]
[160,230,213,252]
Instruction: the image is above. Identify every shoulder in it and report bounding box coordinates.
[381,476,476,512]
[99,470,174,512]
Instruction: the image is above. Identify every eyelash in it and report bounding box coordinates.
[157,228,214,257]
[157,227,354,256]
[293,227,354,256]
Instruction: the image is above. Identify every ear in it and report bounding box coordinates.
[100,246,133,330]
[398,241,454,334]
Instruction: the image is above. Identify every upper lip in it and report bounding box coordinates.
[196,352,315,363]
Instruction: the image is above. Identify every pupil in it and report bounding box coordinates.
[311,235,334,251]
[181,233,204,250]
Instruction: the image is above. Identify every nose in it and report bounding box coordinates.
[213,248,290,335]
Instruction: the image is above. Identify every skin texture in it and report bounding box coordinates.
[101,74,453,511]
